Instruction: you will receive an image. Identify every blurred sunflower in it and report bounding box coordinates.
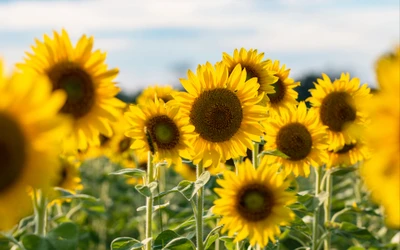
[222,48,278,102]
[265,60,300,113]
[173,162,228,181]
[125,98,194,168]
[173,62,267,168]
[213,159,296,248]
[137,85,177,105]
[361,47,400,228]
[308,73,371,151]
[263,102,328,177]
[17,30,125,150]
[0,61,70,230]
[326,139,370,169]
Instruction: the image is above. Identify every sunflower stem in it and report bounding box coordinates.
[145,152,154,250]
[354,173,363,227]
[196,162,205,250]
[312,167,322,250]
[323,170,332,250]
[35,190,48,236]
[252,142,259,169]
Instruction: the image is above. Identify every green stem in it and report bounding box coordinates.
[323,170,332,250]
[145,152,154,250]
[35,190,48,236]
[312,167,322,250]
[354,174,363,227]
[196,162,205,250]
[252,142,259,169]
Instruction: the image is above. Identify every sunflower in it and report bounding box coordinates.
[0,60,70,230]
[222,48,278,103]
[213,159,296,247]
[125,98,194,168]
[326,139,370,168]
[173,62,267,168]
[308,73,371,151]
[263,102,328,177]
[137,84,178,105]
[361,47,399,228]
[265,60,300,113]
[17,30,125,151]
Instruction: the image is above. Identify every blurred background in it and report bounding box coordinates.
[0,0,399,100]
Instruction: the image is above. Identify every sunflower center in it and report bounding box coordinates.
[190,88,243,142]
[0,113,26,192]
[276,123,312,161]
[267,78,286,104]
[118,137,132,153]
[48,62,95,118]
[146,115,180,150]
[320,92,356,132]
[335,143,356,154]
[237,183,273,221]
[99,134,111,146]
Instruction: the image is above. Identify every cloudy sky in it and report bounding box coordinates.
[0,0,398,93]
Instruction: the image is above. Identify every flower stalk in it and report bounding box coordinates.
[323,170,333,250]
[312,167,322,250]
[145,152,154,250]
[34,190,48,236]
[196,162,205,250]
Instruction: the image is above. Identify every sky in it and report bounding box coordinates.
[0,0,399,93]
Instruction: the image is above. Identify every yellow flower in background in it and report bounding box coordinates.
[174,63,267,168]
[361,47,400,228]
[173,162,229,181]
[263,102,328,177]
[125,98,194,168]
[326,139,370,169]
[265,60,300,113]
[222,48,278,102]
[137,84,178,104]
[17,30,125,151]
[308,73,371,151]
[0,60,70,230]
[213,159,296,248]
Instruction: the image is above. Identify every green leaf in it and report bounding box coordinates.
[153,202,170,212]
[110,237,143,250]
[348,247,365,250]
[219,236,235,250]
[109,168,147,178]
[22,234,53,250]
[204,225,223,249]
[53,188,99,202]
[47,222,79,250]
[260,150,289,159]
[163,237,196,250]
[330,166,357,176]
[153,230,180,250]
[336,222,377,242]
[176,180,195,201]
[135,182,158,197]
[289,215,311,238]
[192,171,210,198]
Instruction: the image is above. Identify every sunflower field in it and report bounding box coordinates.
[0,30,399,250]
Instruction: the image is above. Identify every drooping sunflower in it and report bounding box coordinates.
[0,60,70,230]
[308,73,371,151]
[326,139,370,169]
[265,60,300,113]
[222,48,278,102]
[213,159,296,248]
[137,84,178,105]
[361,47,400,228]
[17,30,125,150]
[125,98,194,168]
[173,62,268,168]
[263,102,328,177]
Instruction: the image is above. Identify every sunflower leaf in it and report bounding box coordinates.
[110,237,143,250]
[163,236,196,249]
[21,234,53,250]
[259,150,290,159]
[153,230,179,250]
[191,171,211,199]
[46,222,79,250]
[109,168,147,178]
[135,182,158,197]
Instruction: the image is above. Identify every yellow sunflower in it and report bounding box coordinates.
[361,47,400,228]
[213,159,296,248]
[137,84,178,105]
[326,139,370,168]
[222,48,278,103]
[173,62,267,168]
[17,29,125,151]
[125,98,194,168]
[265,60,300,113]
[308,73,371,151]
[0,60,70,230]
[263,102,328,177]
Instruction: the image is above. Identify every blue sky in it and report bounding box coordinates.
[0,0,398,93]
